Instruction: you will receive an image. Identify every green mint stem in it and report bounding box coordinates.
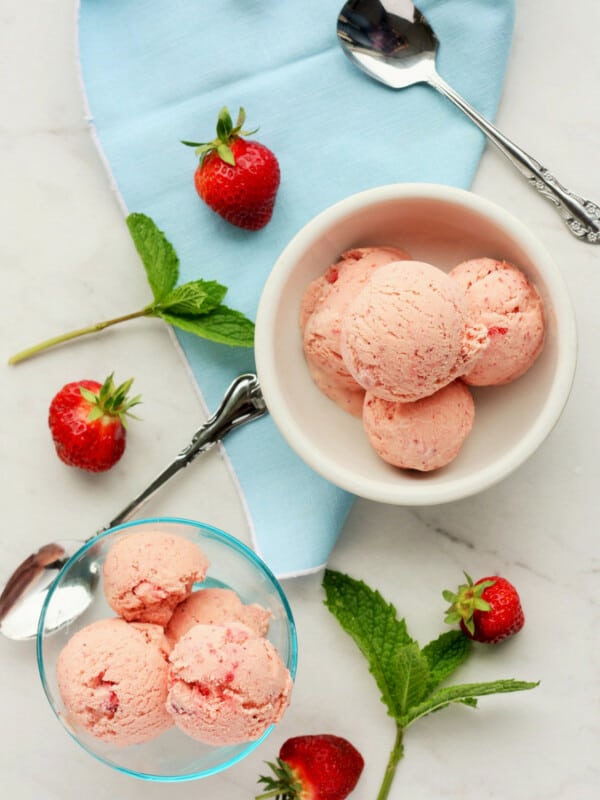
[377,724,405,800]
[8,308,152,365]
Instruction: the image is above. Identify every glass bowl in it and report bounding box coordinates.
[37,517,297,782]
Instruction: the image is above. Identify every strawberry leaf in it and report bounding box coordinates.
[87,407,104,422]
[216,106,234,140]
[180,139,203,148]
[159,305,255,347]
[217,142,235,166]
[158,280,227,315]
[126,212,179,302]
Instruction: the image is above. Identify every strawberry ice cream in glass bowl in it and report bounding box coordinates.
[255,183,577,505]
[36,517,297,781]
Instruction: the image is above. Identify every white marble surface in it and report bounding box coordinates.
[1,1,598,798]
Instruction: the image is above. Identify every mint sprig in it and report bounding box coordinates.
[322,570,538,800]
[8,213,254,364]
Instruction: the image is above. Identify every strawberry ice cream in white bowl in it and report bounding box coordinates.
[37,517,297,781]
[255,183,577,505]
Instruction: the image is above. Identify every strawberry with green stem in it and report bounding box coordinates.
[8,213,254,365]
[257,734,364,800]
[182,106,281,231]
[443,572,525,644]
[48,372,141,472]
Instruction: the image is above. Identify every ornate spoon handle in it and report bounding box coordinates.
[428,71,600,243]
[106,373,266,527]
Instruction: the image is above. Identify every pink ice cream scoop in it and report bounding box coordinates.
[340,261,489,403]
[103,530,209,626]
[56,618,173,746]
[166,622,293,745]
[362,380,475,471]
[304,360,366,418]
[449,258,545,386]
[301,247,410,416]
[165,587,272,645]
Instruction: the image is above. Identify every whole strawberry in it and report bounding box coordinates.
[256,734,364,800]
[182,106,280,231]
[48,373,141,472]
[443,573,525,644]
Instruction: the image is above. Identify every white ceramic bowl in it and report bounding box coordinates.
[255,183,577,505]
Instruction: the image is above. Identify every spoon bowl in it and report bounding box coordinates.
[337,0,600,242]
[338,0,438,88]
[0,541,95,641]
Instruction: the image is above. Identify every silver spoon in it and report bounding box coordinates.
[0,373,266,641]
[337,0,600,243]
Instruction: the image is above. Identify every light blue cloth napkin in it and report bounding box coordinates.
[77,0,514,577]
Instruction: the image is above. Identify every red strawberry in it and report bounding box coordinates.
[48,373,141,472]
[443,573,525,644]
[182,106,280,230]
[256,734,364,800]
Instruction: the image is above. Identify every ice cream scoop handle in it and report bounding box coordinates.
[428,72,600,244]
[106,373,267,529]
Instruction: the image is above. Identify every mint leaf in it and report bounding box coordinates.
[421,630,471,692]
[126,213,178,302]
[159,305,255,347]
[398,679,540,729]
[9,212,256,364]
[395,644,431,715]
[159,279,227,315]
[322,569,415,718]
[323,571,539,800]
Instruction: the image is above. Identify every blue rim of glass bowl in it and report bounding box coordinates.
[36,515,298,782]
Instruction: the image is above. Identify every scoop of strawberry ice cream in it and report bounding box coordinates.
[362,380,475,471]
[299,246,411,329]
[165,587,272,645]
[449,258,545,385]
[340,261,488,403]
[56,618,173,746]
[166,622,293,745]
[304,360,366,418]
[103,529,209,626]
[129,621,172,659]
[301,247,410,416]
